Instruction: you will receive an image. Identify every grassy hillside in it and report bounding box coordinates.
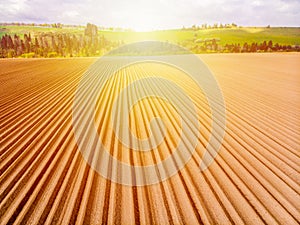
[1,25,299,46]
[98,27,300,46]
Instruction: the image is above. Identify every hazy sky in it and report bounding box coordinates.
[1,0,299,31]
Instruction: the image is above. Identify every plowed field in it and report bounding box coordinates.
[0,53,299,224]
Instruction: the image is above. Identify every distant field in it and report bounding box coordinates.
[1,25,300,45]
[97,27,300,46]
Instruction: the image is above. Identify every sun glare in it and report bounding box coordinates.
[122,13,160,32]
[131,16,158,32]
[118,3,162,32]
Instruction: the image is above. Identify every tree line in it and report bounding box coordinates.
[183,23,239,30]
[0,23,121,58]
[187,38,299,53]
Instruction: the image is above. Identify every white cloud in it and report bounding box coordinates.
[0,0,299,29]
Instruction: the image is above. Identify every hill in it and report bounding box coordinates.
[0,24,299,57]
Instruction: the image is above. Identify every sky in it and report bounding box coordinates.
[1,0,299,31]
